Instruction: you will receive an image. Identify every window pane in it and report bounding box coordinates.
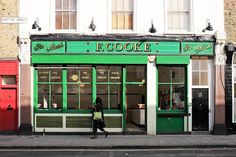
[117,0,124,10]
[80,68,92,83]
[56,0,62,10]
[112,13,118,29]
[70,0,76,10]
[172,67,185,83]
[51,70,62,82]
[234,84,236,97]
[192,60,199,71]
[38,70,49,82]
[118,14,125,29]
[126,66,145,82]
[63,12,69,29]
[70,11,76,29]
[67,69,79,82]
[192,72,199,85]
[110,84,121,109]
[80,84,92,109]
[109,66,121,82]
[158,85,171,110]
[52,84,62,109]
[1,76,16,85]
[97,85,108,109]
[158,66,171,83]
[56,12,62,29]
[200,60,208,70]
[63,0,69,10]
[125,13,133,29]
[200,72,208,85]
[172,85,185,110]
[97,66,108,82]
[67,84,78,109]
[38,84,49,109]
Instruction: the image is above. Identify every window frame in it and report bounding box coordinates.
[157,65,187,113]
[108,0,137,33]
[50,0,80,32]
[164,0,193,34]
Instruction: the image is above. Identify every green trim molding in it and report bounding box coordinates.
[32,55,147,64]
[156,56,190,64]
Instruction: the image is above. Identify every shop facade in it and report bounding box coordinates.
[31,35,215,134]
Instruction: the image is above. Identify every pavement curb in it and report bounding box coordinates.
[1,145,236,149]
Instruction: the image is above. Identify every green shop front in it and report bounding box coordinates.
[31,35,214,134]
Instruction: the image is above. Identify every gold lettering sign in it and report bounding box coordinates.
[96,42,151,53]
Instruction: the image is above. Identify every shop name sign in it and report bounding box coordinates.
[181,42,213,55]
[31,41,213,55]
[96,42,151,52]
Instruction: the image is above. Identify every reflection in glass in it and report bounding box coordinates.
[172,85,185,110]
[126,84,145,109]
[158,85,171,110]
[51,84,62,109]
[38,84,49,109]
[97,85,108,109]
[110,84,121,109]
[126,66,145,82]
[158,67,171,83]
[1,75,16,85]
[172,67,185,83]
[80,84,92,109]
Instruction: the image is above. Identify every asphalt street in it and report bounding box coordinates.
[1,148,236,157]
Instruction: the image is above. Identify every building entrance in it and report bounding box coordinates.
[192,88,209,131]
[0,88,17,131]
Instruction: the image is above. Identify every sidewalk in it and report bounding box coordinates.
[1,134,236,149]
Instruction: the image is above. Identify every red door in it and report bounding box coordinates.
[0,89,17,131]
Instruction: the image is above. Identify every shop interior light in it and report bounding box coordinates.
[149,20,157,33]
[32,17,42,31]
[202,19,213,32]
[88,18,96,31]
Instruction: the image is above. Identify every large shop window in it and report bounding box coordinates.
[37,68,63,110]
[96,66,122,110]
[158,66,186,111]
[67,68,92,110]
[112,0,133,30]
[166,0,190,32]
[55,0,77,30]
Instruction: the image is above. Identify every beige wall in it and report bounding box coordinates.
[225,0,236,43]
[0,0,18,59]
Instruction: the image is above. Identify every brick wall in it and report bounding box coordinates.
[0,0,18,59]
[225,0,236,43]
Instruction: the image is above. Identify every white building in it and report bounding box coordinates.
[16,0,226,135]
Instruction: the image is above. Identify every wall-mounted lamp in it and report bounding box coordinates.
[149,20,157,33]
[88,18,96,31]
[32,17,42,31]
[202,19,213,32]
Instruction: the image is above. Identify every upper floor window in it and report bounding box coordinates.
[166,0,190,32]
[112,0,133,30]
[55,0,77,30]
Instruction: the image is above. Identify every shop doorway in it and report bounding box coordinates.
[125,66,146,133]
[0,88,17,131]
[192,88,209,131]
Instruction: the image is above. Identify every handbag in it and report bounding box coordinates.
[93,111,102,120]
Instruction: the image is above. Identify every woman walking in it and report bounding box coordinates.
[91,97,108,139]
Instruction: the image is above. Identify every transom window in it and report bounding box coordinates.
[55,0,77,30]
[192,57,209,86]
[158,66,186,111]
[112,0,133,30]
[167,0,190,31]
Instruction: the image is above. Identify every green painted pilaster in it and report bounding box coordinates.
[33,69,38,111]
[92,67,96,103]
[62,69,67,111]
[122,67,126,132]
